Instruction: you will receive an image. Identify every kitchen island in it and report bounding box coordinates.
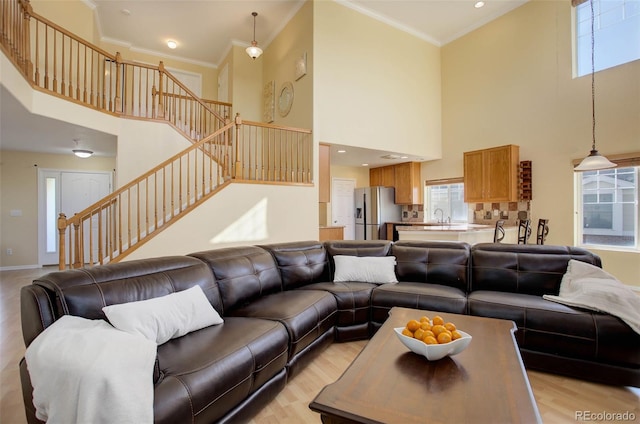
[397,223,517,244]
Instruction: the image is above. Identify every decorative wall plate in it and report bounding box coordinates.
[278,81,294,117]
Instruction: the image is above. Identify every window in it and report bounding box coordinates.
[575,0,640,77]
[576,166,638,248]
[425,182,468,223]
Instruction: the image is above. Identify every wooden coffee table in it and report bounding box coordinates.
[310,307,541,423]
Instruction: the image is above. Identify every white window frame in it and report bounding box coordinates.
[424,180,468,223]
[574,0,640,77]
[574,165,639,252]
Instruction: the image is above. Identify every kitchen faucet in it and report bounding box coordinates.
[434,208,444,223]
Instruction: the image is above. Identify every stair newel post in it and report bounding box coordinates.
[157,61,165,119]
[21,0,34,80]
[114,52,122,113]
[57,213,67,270]
[234,113,242,179]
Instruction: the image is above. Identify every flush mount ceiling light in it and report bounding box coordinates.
[72,139,93,158]
[474,1,485,8]
[246,12,263,60]
[574,0,616,172]
[73,149,93,158]
[167,40,177,49]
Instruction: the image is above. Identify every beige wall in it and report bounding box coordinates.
[424,0,640,286]
[313,1,441,160]
[0,151,116,268]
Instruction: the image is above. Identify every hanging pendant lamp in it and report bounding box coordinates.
[574,0,615,172]
[246,12,263,60]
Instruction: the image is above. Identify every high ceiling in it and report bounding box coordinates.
[1,0,529,166]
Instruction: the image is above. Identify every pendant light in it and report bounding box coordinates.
[246,12,263,60]
[574,0,615,172]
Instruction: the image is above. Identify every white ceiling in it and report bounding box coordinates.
[0,0,529,165]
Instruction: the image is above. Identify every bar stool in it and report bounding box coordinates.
[517,219,531,244]
[536,219,550,245]
[493,220,505,243]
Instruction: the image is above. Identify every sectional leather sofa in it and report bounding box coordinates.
[19,240,640,423]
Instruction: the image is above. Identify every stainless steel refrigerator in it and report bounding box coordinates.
[354,187,402,240]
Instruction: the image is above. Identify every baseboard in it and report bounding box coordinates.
[0,264,42,271]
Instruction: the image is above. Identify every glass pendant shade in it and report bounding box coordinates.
[574,149,616,171]
[246,41,263,59]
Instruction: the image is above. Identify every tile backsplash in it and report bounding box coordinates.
[472,201,530,226]
[403,201,530,225]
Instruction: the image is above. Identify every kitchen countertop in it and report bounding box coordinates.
[396,223,495,232]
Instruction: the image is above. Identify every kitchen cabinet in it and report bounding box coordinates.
[369,165,395,188]
[369,162,422,204]
[463,144,519,202]
[319,226,344,241]
[394,162,423,205]
[319,143,330,203]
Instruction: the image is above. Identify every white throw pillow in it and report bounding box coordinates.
[102,285,223,345]
[333,255,398,283]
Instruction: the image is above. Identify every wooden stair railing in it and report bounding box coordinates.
[1,0,314,268]
[0,0,231,137]
[57,115,313,269]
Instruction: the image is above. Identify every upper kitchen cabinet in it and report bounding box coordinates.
[319,143,331,203]
[369,165,395,188]
[463,144,520,202]
[394,162,423,205]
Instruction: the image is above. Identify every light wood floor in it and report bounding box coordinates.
[2,268,639,424]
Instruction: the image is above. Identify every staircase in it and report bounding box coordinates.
[0,0,313,268]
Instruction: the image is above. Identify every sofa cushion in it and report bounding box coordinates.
[470,243,601,296]
[259,241,331,290]
[154,316,288,423]
[392,241,470,292]
[298,282,376,327]
[189,246,283,312]
[469,291,640,367]
[228,290,337,360]
[32,256,223,319]
[371,282,467,327]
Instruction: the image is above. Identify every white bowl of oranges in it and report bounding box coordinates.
[394,315,472,361]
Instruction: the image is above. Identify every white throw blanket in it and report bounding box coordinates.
[25,315,157,424]
[543,259,640,335]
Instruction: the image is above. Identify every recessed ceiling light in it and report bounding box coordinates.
[167,40,177,49]
[361,163,369,167]
[475,1,485,8]
[120,9,131,16]
[337,149,346,153]
[400,156,409,159]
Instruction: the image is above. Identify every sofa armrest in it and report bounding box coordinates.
[21,285,57,348]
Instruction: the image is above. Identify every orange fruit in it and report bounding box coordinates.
[444,322,457,332]
[420,322,432,331]
[437,332,452,344]
[402,328,414,338]
[451,330,463,340]
[419,316,430,323]
[413,328,426,340]
[406,319,421,332]
[423,336,438,345]
[431,324,446,336]
[432,315,445,326]
[421,331,435,342]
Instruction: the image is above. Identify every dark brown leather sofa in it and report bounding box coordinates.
[19,240,640,423]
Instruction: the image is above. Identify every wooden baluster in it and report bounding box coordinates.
[234,114,242,179]
[157,61,165,118]
[73,219,81,268]
[114,52,122,113]
[68,35,73,98]
[57,213,67,270]
[97,207,103,265]
[82,44,87,102]
[43,22,49,89]
[60,33,65,95]
[75,39,80,100]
